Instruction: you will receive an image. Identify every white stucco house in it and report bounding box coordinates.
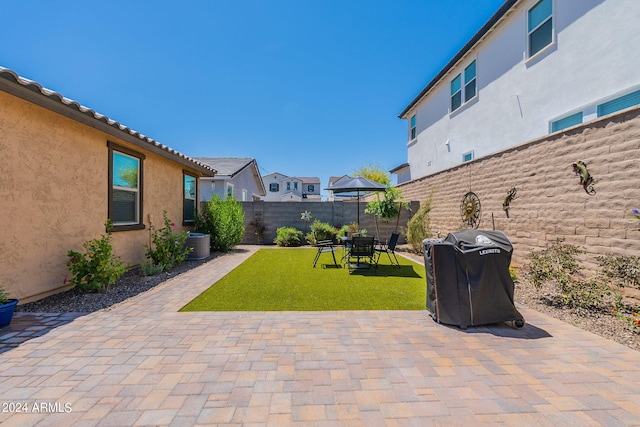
[196,157,266,201]
[395,0,640,183]
[262,172,321,202]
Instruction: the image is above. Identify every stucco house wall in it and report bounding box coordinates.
[0,70,214,303]
[401,0,640,181]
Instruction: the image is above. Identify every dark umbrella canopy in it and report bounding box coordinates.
[326,176,388,225]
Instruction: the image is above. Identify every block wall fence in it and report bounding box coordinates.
[393,106,640,300]
[238,200,419,245]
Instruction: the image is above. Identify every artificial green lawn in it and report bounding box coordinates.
[180,248,427,311]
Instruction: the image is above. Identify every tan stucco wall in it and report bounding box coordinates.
[0,90,200,302]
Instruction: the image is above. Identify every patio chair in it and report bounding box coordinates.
[346,236,376,270]
[313,239,339,268]
[375,232,400,268]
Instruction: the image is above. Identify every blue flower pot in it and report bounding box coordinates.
[0,299,18,328]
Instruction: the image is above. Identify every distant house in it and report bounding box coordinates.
[326,175,358,201]
[196,157,265,202]
[262,173,321,202]
[0,66,216,302]
[396,0,640,183]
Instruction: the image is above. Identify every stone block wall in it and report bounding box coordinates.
[396,106,640,300]
[240,200,418,245]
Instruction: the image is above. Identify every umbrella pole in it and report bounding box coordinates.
[357,191,360,226]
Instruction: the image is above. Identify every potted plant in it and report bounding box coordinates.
[0,283,18,328]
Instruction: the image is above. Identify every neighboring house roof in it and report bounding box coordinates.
[295,177,320,185]
[196,157,266,196]
[398,0,518,118]
[196,157,253,177]
[0,66,216,177]
[389,163,409,174]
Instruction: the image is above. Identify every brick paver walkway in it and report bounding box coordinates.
[1,246,640,426]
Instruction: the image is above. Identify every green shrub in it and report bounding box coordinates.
[274,227,303,247]
[509,266,518,284]
[67,221,126,292]
[145,211,192,270]
[560,275,612,310]
[406,194,434,253]
[596,254,640,290]
[0,285,10,304]
[526,238,583,289]
[305,220,337,245]
[196,195,245,252]
[140,259,166,276]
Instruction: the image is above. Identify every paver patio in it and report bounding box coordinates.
[1,246,640,426]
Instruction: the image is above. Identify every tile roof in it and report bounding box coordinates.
[0,66,216,177]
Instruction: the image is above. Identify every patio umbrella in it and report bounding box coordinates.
[326,176,388,225]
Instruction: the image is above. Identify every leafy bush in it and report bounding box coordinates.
[145,211,192,270]
[140,259,165,276]
[305,220,337,245]
[196,195,245,252]
[274,227,303,247]
[406,194,434,253]
[0,284,10,304]
[596,254,640,290]
[526,238,583,289]
[559,275,612,309]
[67,221,126,292]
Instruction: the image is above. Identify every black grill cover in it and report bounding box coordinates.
[423,230,523,329]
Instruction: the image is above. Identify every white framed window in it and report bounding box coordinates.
[528,0,553,58]
[410,115,416,140]
[269,183,279,192]
[451,60,476,112]
[308,184,315,192]
[242,190,247,201]
[226,183,233,198]
[294,182,298,190]
[462,151,474,163]
[108,142,144,230]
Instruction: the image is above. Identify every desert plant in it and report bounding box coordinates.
[526,238,583,289]
[145,211,192,270]
[406,193,434,252]
[67,220,127,292]
[274,226,303,247]
[140,259,166,276]
[305,220,338,245]
[196,195,245,252]
[0,285,9,304]
[596,254,640,290]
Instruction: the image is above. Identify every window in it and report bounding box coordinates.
[308,184,315,193]
[528,0,553,57]
[551,112,583,132]
[462,151,474,162]
[294,182,298,190]
[450,60,476,112]
[287,182,291,191]
[108,143,144,230]
[226,184,233,198]
[410,115,416,140]
[269,183,279,192]
[242,190,247,202]
[183,172,197,224]
[597,89,640,117]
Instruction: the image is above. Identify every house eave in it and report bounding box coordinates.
[0,66,216,177]
[398,0,519,119]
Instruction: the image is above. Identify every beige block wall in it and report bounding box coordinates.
[0,91,199,302]
[397,106,640,301]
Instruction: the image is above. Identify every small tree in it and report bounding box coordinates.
[196,195,245,252]
[406,193,434,252]
[365,187,408,238]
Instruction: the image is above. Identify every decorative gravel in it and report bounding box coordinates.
[16,247,640,352]
[16,254,220,314]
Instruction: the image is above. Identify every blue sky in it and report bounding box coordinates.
[1,0,505,195]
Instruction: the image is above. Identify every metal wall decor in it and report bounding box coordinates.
[572,160,596,195]
[460,191,482,229]
[502,186,517,218]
